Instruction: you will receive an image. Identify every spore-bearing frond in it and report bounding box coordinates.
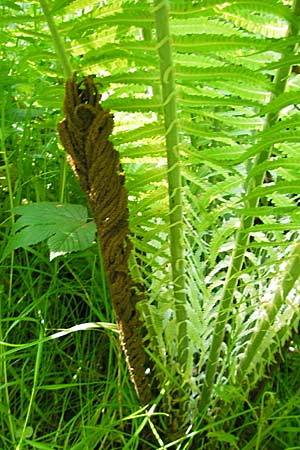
[58,73,154,404]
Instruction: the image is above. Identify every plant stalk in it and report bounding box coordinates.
[16,324,44,450]
[39,0,72,79]
[199,0,300,411]
[153,0,188,371]
[235,242,300,384]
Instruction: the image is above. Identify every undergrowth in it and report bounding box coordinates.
[1,69,300,450]
[1,0,300,448]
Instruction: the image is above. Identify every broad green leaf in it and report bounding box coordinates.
[48,220,96,260]
[3,202,96,260]
[12,202,88,232]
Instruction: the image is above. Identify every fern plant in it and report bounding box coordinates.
[2,0,300,446]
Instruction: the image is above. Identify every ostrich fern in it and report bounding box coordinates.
[2,0,300,447]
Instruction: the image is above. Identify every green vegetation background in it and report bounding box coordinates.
[1,1,300,449]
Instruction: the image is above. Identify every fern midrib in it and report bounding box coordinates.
[39,0,72,79]
[234,242,300,385]
[199,0,300,411]
[153,0,188,371]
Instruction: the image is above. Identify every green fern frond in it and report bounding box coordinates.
[79,53,156,74]
[173,34,273,53]
[246,223,300,233]
[182,142,249,164]
[67,29,121,56]
[118,143,164,159]
[255,116,300,137]
[248,157,300,179]
[230,130,300,165]
[175,64,272,90]
[245,180,300,200]
[232,206,298,217]
[170,0,297,24]
[125,166,167,191]
[233,242,300,385]
[103,97,162,112]
[6,0,300,439]
[104,69,160,85]
[170,17,239,36]
[70,39,156,58]
[114,122,165,144]
[223,0,295,22]
[190,175,242,209]
[179,121,237,145]
[178,93,261,109]
[209,219,240,265]
[52,0,123,15]
[261,91,300,114]
[265,55,300,70]
[154,0,189,384]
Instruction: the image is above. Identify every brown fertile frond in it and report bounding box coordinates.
[58,73,154,404]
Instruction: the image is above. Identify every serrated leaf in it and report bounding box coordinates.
[114,122,165,145]
[247,157,300,180]
[179,93,261,109]
[246,223,300,233]
[51,0,111,15]
[3,202,96,260]
[232,206,297,216]
[170,16,238,36]
[103,97,161,113]
[12,202,88,230]
[173,34,272,53]
[10,224,58,249]
[245,181,300,200]
[209,220,239,265]
[104,69,160,85]
[48,220,96,258]
[233,131,300,165]
[261,91,300,115]
[176,64,272,90]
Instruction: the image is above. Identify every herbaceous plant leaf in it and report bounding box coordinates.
[48,220,96,260]
[2,202,96,260]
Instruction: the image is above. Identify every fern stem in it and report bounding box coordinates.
[153,0,188,370]
[39,0,72,79]
[199,0,300,411]
[235,242,300,385]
